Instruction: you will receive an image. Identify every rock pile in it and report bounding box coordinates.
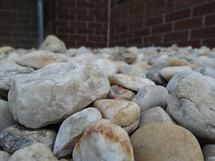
[0,35,215,161]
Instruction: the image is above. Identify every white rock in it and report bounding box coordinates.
[193,56,215,68]
[160,66,192,81]
[91,59,117,77]
[132,85,169,112]
[200,67,215,78]
[109,74,155,91]
[8,63,110,128]
[166,70,215,142]
[0,151,10,161]
[0,100,16,133]
[73,119,134,161]
[138,106,173,128]
[53,108,102,159]
[39,35,67,53]
[15,50,68,69]
[8,143,58,161]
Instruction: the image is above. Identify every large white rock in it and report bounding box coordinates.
[8,143,58,161]
[53,108,102,159]
[39,35,67,53]
[166,70,215,141]
[15,50,68,69]
[8,63,110,128]
[193,56,215,68]
[0,100,16,133]
[109,74,155,91]
[73,119,134,161]
[132,85,169,112]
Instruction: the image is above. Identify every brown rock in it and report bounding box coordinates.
[131,123,204,161]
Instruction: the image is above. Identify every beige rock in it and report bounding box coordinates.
[93,99,140,133]
[203,144,215,161]
[9,63,110,128]
[0,46,14,54]
[39,35,67,53]
[108,85,135,100]
[0,150,10,161]
[8,143,58,161]
[15,50,68,69]
[160,66,192,81]
[73,119,134,161]
[109,74,155,91]
[131,123,204,161]
[53,108,102,159]
[138,106,173,128]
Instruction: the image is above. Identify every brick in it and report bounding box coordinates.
[135,10,151,20]
[145,0,165,9]
[166,8,190,22]
[70,8,87,15]
[152,23,172,34]
[77,15,94,21]
[120,31,133,40]
[205,14,215,26]
[191,27,215,39]
[203,38,215,48]
[127,37,142,46]
[164,31,188,42]
[53,20,68,27]
[128,21,143,30]
[134,28,150,37]
[176,0,204,9]
[89,23,102,29]
[88,35,102,41]
[153,3,174,16]
[57,14,74,20]
[145,15,163,26]
[77,29,94,34]
[55,33,69,41]
[194,1,215,16]
[70,35,86,41]
[58,0,75,6]
[53,7,69,14]
[177,40,201,48]
[70,22,87,28]
[120,16,134,25]
[129,3,144,14]
[77,2,94,8]
[144,35,162,43]
[58,27,75,33]
[116,25,128,33]
[174,17,202,31]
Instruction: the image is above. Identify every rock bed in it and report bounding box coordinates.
[0,35,215,161]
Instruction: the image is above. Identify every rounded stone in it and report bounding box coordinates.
[131,123,204,161]
[73,119,134,161]
[53,107,102,159]
[166,70,215,142]
[93,99,140,133]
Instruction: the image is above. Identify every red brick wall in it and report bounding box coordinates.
[50,0,108,48]
[0,0,38,48]
[110,0,215,48]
